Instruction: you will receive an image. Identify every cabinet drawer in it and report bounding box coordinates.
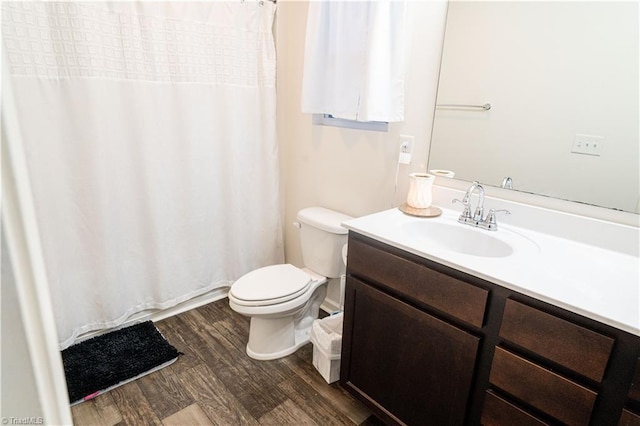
[489,347,597,426]
[619,409,640,426]
[629,358,640,403]
[347,237,488,328]
[500,299,614,382]
[481,390,549,426]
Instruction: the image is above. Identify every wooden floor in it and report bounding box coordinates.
[71,299,375,425]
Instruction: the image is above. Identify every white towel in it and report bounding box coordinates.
[301,1,408,123]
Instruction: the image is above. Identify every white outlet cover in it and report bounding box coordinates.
[571,134,605,156]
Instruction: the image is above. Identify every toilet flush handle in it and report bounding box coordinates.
[292,222,301,229]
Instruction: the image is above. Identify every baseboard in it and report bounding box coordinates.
[321,296,342,315]
[144,287,230,324]
[75,287,230,343]
[77,289,341,343]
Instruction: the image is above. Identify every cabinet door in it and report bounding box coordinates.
[341,277,480,426]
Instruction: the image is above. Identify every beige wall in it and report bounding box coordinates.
[276,1,448,304]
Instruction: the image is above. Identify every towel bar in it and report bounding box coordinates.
[436,103,491,111]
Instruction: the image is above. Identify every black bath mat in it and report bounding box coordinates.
[62,321,181,404]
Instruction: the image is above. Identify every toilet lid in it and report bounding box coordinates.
[230,264,313,306]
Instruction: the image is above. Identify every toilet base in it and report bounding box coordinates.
[246,317,311,360]
[242,283,327,361]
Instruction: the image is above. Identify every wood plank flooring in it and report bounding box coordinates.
[71,299,375,425]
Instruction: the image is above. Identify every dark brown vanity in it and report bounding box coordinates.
[340,232,640,426]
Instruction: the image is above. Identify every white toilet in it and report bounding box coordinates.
[228,207,352,361]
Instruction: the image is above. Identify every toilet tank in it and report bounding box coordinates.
[297,207,353,278]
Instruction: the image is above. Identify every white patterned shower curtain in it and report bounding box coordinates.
[2,1,283,348]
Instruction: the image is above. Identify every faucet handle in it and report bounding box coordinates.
[483,209,511,230]
[501,177,513,189]
[473,206,485,222]
[452,198,473,222]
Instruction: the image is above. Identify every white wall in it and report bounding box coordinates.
[276,0,448,305]
[1,42,72,424]
[1,229,43,420]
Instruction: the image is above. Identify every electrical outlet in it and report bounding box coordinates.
[571,134,604,156]
[400,135,413,154]
[399,135,414,164]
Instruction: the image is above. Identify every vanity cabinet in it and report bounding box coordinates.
[341,234,489,425]
[340,232,640,426]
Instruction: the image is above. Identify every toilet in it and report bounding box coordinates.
[228,207,353,360]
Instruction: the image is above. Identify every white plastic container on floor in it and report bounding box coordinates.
[309,312,343,384]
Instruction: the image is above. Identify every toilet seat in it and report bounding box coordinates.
[230,264,313,307]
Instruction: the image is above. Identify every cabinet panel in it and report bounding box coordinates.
[619,409,640,426]
[629,358,640,403]
[481,390,549,426]
[500,299,614,382]
[489,347,597,426]
[343,276,480,426]
[347,237,488,328]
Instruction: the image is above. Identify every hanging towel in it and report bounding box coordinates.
[301,0,408,123]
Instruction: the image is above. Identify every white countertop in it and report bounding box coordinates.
[342,205,640,336]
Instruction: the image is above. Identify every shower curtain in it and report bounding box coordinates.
[2,1,283,348]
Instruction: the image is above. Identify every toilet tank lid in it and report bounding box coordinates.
[297,207,353,235]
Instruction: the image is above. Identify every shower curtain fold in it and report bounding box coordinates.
[2,1,283,349]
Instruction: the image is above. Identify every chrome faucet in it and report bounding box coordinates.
[501,176,513,189]
[453,181,485,225]
[466,181,485,222]
[452,181,510,230]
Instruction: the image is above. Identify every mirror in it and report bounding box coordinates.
[428,1,639,213]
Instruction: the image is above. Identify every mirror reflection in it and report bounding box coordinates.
[428,1,639,213]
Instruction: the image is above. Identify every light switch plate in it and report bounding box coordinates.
[571,134,604,156]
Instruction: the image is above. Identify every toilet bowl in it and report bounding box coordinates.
[229,264,328,360]
[228,207,352,361]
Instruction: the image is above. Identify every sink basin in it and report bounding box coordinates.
[400,220,538,258]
